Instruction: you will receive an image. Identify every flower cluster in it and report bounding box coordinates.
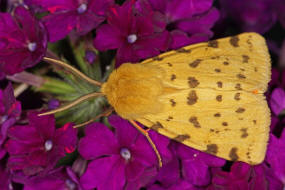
[0,0,285,189]
[0,6,47,78]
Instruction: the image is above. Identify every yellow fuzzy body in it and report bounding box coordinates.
[101,63,166,119]
[101,33,271,164]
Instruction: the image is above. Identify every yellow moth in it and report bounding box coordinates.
[42,32,271,165]
[101,32,271,165]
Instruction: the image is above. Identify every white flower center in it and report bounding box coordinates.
[1,115,8,124]
[65,179,76,190]
[120,148,131,161]
[9,183,13,190]
[28,42,37,52]
[77,3,87,14]
[44,140,53,151]
[127,34,137,44]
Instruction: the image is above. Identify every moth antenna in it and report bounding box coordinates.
[129,120,163,168]
[73,108,114,128]
[38,92,103,116]
[43,57,102,87]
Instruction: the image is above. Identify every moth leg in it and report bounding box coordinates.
[128,120,162,168]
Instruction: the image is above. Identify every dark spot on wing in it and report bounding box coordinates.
[176,48,191,53]
[234,93,241,101]
[214,113,221,117]
[217,81,223,88]
[174,134,190,142]
[187,90,198,105]
[215,68,221,73]
[189,59,202,68]
[242,55,249,63]
[216,95,222,102]
[236,108,245,113]
[208,40,218,48]
[189,116,201,128]
[152,56,163,61]
[235,83,242,90]
[230,36,239,47]
[188,77,200,88]
[205,144,218,155]
[237,74,246,79]
[241,128,248,138]
[229,147,239,161]
[150,122,163,131]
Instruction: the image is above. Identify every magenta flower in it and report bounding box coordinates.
[219,0,276,34]
[23,167,83,190]
[269,68,280,89]
[270,87,285,116]
[0,6,47,78]
[177,142,225,186]
[270,115,279,131]
[153,155,180,188]
[147,141,225,188]
[79,115,171,190]
[27,0,114,42]
[0,84,21,160]
[0,162,12,190]
[84,50,97,64]
[47,99,60,110]
[147,0,219,49]
[266,131,285,188]
[148,179,196,190]
[272,0,285,29]
[6,112,77,176]
[124,167,158,190]
[93,0,170,66]
[209,162,267,190]
[156,142,225,188]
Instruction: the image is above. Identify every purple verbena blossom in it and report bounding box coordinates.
[79,115,171,190]
[147,0,219,49]
[0,84,21,160]
[6,112,77,176]
[151,141,225,188]
[270,87,285,116]
[47,99,60,110]
[23,167,83,190]
[26,0,114,42]
[84,50,97,64]
[93,0,170,66]
[266,130,285,189]
[209,162,267,190]
[0,6,47,78]
[0,161,12,190]
[269,68,280,89]
[177,142,226,186]
[219,0,276,34]
[148,179,196,190]
[272,0,285,29]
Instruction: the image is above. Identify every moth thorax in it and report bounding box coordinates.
[102,63,165,120]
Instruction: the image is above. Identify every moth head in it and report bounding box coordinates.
[101,63,165,120]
